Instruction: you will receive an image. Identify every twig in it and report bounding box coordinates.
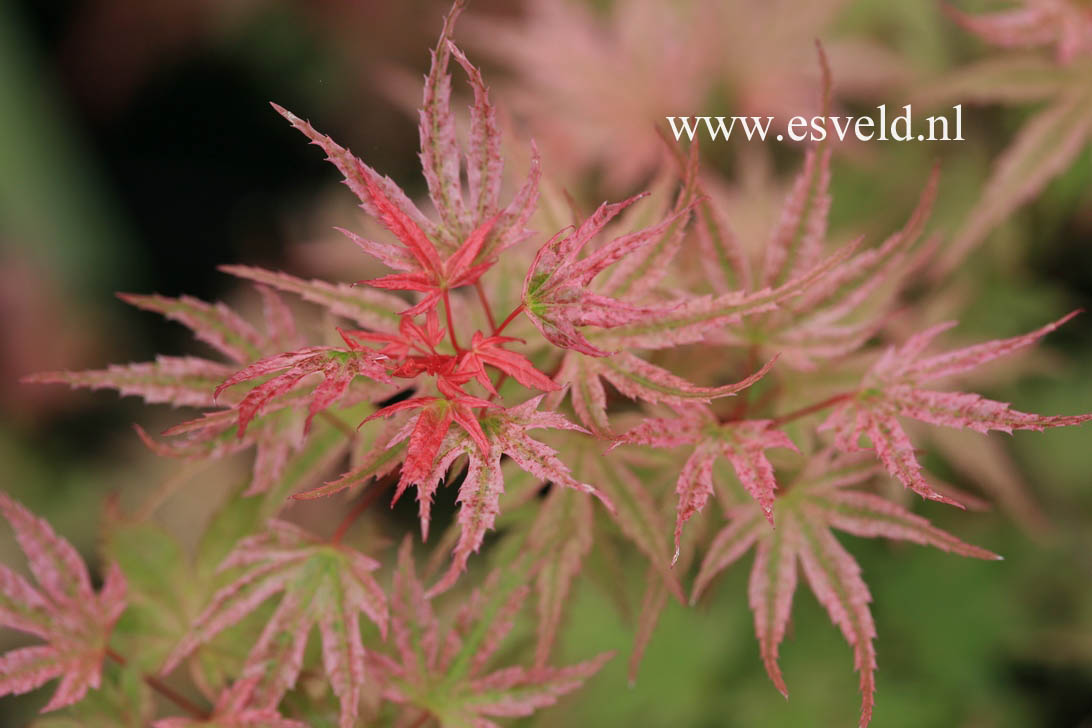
[474,281,497,331]
[330,473,398,544]
[105,648,209,720]
[442,290,462,353]
[768,391,857,427]
[319,410,357,440]
[493,304,524,336]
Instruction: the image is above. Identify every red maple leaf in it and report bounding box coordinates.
[456,331,560,395]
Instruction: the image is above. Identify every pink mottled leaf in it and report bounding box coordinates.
[374,542,612,727]
[749,512,800,699]
[822,314,1092,504]
[581,450,685,603]
[762,44,832,286]
[690,508,765,604]
[762,147,832,287]
[604,140,702,300]
[215,346,391,435]
[459,331,560,394]
[694,451,999,726]
[947,93,1092,268]
[522,194,697,356]
[270,103,437,242]
[794,509,877,728]
[428,397,610,596]
[117,293,264,364]
[23,356,233,408]
[616,408,797,558]
[555,349,774,435]
[0,493,127,713]
[162,521,386,728]
[804,490,1000,560]
[593,238,858,350]
[221,265,404,333]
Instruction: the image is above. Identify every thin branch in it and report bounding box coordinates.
[442,290,462,353]
[485,372,509,403]
[134,459,213,521]
[330,472,398,544]
[105,648,210,720]
[474,281,497,331]
[768,391,857,427]
[493,304,524,336]
[319,410,358,440]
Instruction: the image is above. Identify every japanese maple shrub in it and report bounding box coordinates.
[6,2,1092,726]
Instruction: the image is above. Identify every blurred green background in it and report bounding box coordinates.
[1,1,1090,726]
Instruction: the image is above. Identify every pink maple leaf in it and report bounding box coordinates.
[521,194,695,356]
[0,492,127,713]
[405,395,612,595]
[613,405,797,562]
[214,337,392,436]
[161,520,387,728]
[691,451,1001,728]
[555,349,776,436]
[272,2,538,315]
[362,382,494,514]
[820,311,1092,506]
[25,284,326,497]
[369,540,613,727]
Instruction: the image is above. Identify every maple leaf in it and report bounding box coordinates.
[691,451,1001,727]
[613,405,798,561]
[0,492,127,712]
[24,285,322,500]
[214,337,393,436]
[554,349,776,436]
[24,356,235,409]
[162,520,387,728]
[363,384,493,515]
[588,238,859,352]
[457,331,560,395]
[820,312,1092,506]
[153,677,305,728]
[370,540,613,727]
[220,265,405,334]
[24,286,302,407]
[570,440,686,604]
[272,3,538,311]
[929,0,1092,269]
[403,395,611,596]
[521,194,696,356]
[723,163,939,370]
